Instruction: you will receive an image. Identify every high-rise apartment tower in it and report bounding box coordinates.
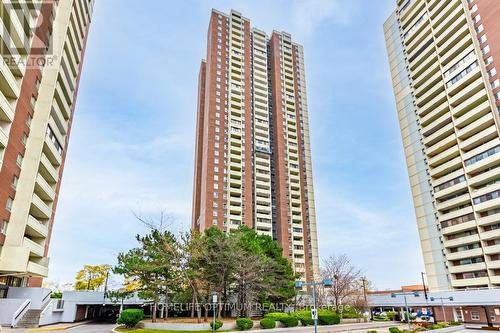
[192,9,320,282]
[385,0,500,290]
[0,0,95,290]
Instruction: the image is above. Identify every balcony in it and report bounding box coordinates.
[31,193,52,220]
[443,233,480,248]
[448,67,482,98]
[0,89,14,123]
[465,146,500,175]
[432,1,463,38]
[55,83,71,119]
[481,228,500,241]
[490,276,500,285]
[437,24,470,57]
[0,59,20,100]
[35,173,56,201]
[427,133,457,157]
[434,10,467,48]
[43,135,62,166]
[23,237,44,258]
[456,112,494,141]
[451,277,490,288]
[459,125,498,152]
[436,193,471,213]
[0,127,8,148]
[484,244,500,255]
[474,198,500,213]
[39,153,59,184]
[428,144,460,168]
[448,262,487,274]
[27,260,49,277]
[25,215,48,239]
[430,155,462,178]
[418,91,447,117]
[421,105,450,134]
[449,75,484,108]
[487,260,500,270]
[446,247,483,261]
[477,213,500,227]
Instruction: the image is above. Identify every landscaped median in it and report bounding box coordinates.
[386,322,465,333]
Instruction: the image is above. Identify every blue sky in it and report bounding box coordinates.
[47,0,426,290]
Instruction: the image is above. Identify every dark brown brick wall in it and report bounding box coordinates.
[192,61,206,231]
[292,46,312,281]
[473,0,500,106]
[269,33,290,259]
[0,1,55,245]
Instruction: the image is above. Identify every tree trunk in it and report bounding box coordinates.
[191,295,195,318]
[152,302,157,323]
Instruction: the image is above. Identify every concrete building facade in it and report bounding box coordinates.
[385,0,500,291]
[191,9,320,282]
[0,0,95,290]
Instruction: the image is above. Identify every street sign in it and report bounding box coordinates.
[311,308,318,320]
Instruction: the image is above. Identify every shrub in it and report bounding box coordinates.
[389,327,402,333]
[292,310,315,326]
[368,330,378,333]
[448,322,461,326]
[236,318,254,331]
[386,312,397,321]
[280,316,299,327]
[374,315,389,321]
[260,318,276,329]
[116,309,144,328]
[428,324,446,330]
[318,310,340,325]
[265,312,290,321]
[210,320,223,330]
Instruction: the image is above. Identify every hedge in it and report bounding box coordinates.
[260,318,276,329]
[116,309,144,328]
[265,312,291,321]
[280,316,299,327]
[292,310,315,326]
[236,318,254,331]
[210,320,223,330]
[389,327,402,333]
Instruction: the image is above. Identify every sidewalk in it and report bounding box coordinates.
[0,321,90,332]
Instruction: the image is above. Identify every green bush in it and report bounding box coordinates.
[318,310,340,325]
[368,330,378,333]
[386,312,397,321]
[236,318,254,331]
[374,315,389,321]
[427,324,446,330]
[260,318,276,329]
[280,316,299,327]
[210,320,223,330]
[448,322,461,326]
[389,327,402,333]
[116,309,144,328]
[265,312,290,321]
[292,310,315,326]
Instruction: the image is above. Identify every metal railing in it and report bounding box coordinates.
[11,299,31,327]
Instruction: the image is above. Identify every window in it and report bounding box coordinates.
[12,176,18,189]
[435,175,465,192]
[444,51,475,78]
[465,145,500,166]
[492,80,500,89]
[26,114,32,127]
[1,221,8,235]
[16,154,23,167]
[471,311,480,321]
[447,62,478,88]
[479,35,487,44]
[490,68,497,77]
[213,211,218,217]
[21,133,28,146]
[5,197,13,212]
[214,183,219,190]
[486,56,493,65]
[483,45,491,55]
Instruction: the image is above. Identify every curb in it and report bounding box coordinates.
[27,321,92,332]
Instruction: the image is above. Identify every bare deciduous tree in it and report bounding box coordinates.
[321,254,362,309]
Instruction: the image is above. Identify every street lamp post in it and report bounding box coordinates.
[295,279,333,333]
[429,297,454,323]
[212,293,218,333]
[391,292,420,331]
